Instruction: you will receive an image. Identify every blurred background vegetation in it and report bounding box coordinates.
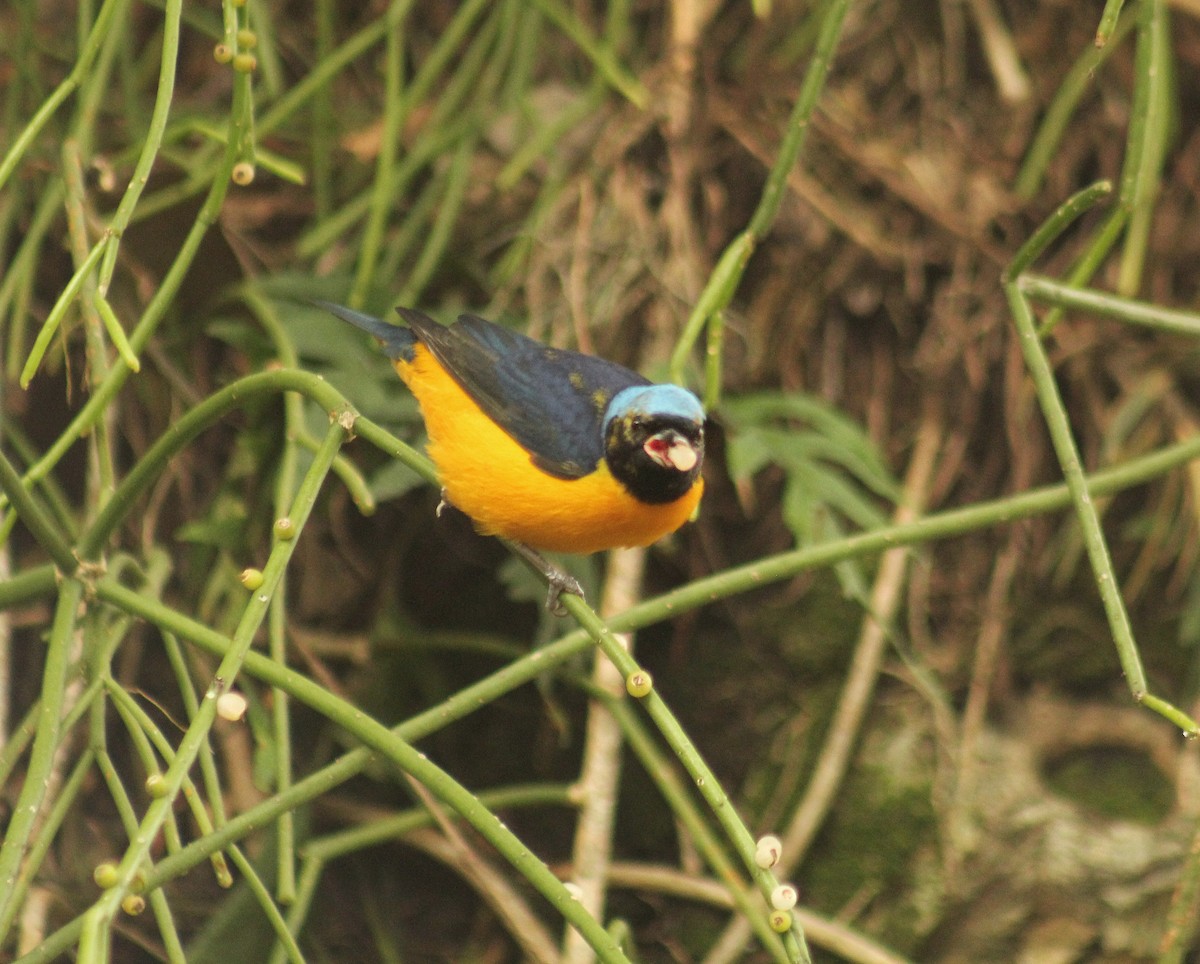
[3,0,1200,961]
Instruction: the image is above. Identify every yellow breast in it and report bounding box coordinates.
[396,346,703,554]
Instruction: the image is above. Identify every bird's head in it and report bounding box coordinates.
[603,385,705,504]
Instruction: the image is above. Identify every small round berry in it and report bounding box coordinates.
[239,567,264,590]
[213,43,233,64]
[273,517,295,540]
[121,894,146,916]
[232,52,257,74]
[93,862,119,889]
[770,883,797,911]
[129,869,147,894]
[217,691,248,722]
[231,162,255,186]
[145,774,169,798]
[768,909,792,933]
[625,670,653,698]
[754,834,783,869]
[236,28,258,49]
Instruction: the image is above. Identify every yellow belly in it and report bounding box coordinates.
[396,346,703,554]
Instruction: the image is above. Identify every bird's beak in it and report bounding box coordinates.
[644,430,699,472]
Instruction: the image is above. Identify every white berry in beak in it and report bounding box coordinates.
[644,431,698,472]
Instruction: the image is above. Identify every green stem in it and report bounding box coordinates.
[0,448,77,573]
[1014,10,1135,198]
[78,424,1200,762]
[1096,0,1127,46]
[78,368,430,560]
[1003,181,1113,282]
[1,185,64,381]
[0,579,85,940]
[19,236,110,389]
[85,422,348,943]
[0,0,124,193]
[12,64,251,508]
[266,856,322,964]
[159,630,233,887]
[526,0,647,107]
[349,3,409,309]
[1005,282,1190,730]
[238,292,304,904]
[1035,205,1129,336]
[558,597,811,961]
[395,134,478,306]
[1,749,94,940]
[0,563,57,608]
[96,0,183,292]
[1117,0,1171,296]
[11,422,1200,962]
[306,783,573,862]
[1020,274,1200,337]
[669,0,853,389]
[602,694,794,963]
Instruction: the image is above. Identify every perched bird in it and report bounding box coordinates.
[317,303,706,610]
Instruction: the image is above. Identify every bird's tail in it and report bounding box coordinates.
[313,300,416,361]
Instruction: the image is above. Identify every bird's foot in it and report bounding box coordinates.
[543,567,585,617]
[509,541,585,615]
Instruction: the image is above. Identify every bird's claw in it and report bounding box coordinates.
[545,570,585,617]
[508,540,584,615]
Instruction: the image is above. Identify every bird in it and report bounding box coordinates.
[316,302,706,612]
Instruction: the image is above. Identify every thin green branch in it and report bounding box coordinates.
[159,631,233,887]
[348,2,410,309]
[0,0,126,193]
[78,368,430,560]
[1004,281,1195,734]
[0,579,86,940]
[75,426,1200,765]
[11,422,1200,960]
[19,236,110,389]
[526,0,647,108]
[10,62,251,509]
[669,0,853,393]
[306,784,574,862]
[1003,180,1113,282]
[96,0,183,293]
[1117,0,1172,296]
[0,564,57,608]
[1,185,64,380]
[1035,205,1129,336]
[560,596,811,961]
[600,694,793,964]
[2,749,94,940]
[1020,274,1200,338]
[84,422,348,945]
[0,448,77,573]
[241,293,305,905]
[1014,11,1135,198]
[1096,0,1127,47]
[395,134,478,306]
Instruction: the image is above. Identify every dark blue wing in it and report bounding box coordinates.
[399,308,649,480]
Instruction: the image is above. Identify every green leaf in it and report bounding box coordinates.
[723,390,897,599]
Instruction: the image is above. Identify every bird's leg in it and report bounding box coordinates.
[437,491,583,614]
[508,541,585,616]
